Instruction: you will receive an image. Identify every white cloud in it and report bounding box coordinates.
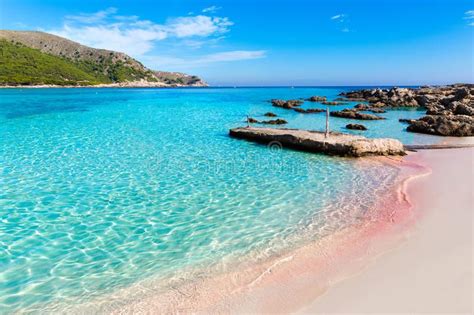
[65,7,117,24]
[331,14,345,21]
[46,7,266,70]
[464,10,474,19]
[199,50,266,63]
[331,13,351,32]
[49,24,167,56]
[180,36,226,49]
[202,6,221,13]
[143,50,267,68]
[167,15,233,37]
[464,10,474,25]
[47,9,233,57]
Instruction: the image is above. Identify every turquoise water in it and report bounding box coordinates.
[0,87,437,312]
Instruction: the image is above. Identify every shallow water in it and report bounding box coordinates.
[0,87,439,312]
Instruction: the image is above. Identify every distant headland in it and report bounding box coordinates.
[0,30,207,88]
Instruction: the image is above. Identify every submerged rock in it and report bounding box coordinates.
[399,118,417,124]
[330,109,385,120]
[371,102,386,108]
[264,112,277,117]
[346,124,368,130]
[354,103,369,110]
[353,103,386,113]
[321,101,343,105]
[294,108,325,114]
[247,117,288,125]
[369,108,386,113]
[260,118,288,125]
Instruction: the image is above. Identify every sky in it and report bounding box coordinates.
[0,0,473,86]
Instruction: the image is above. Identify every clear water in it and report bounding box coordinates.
[0,87,438,312]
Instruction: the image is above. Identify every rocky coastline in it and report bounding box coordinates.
[340,84,474,136]
[269,84,473,137]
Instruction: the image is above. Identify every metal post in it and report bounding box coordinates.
[325,107,330,138]
[246,115,250,128]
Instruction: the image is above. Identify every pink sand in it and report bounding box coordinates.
[300,147,473,313]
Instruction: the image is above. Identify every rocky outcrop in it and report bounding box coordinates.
[330,109,385,120]
[229,127,405,157]
[294,108,325,114]
[369,108,386,113]
[341,84,474,109]
[454,104,474,116]
[308,96,327,102]
[406,85,473,136]
[346,124,367,130]
[354,104,369,110]
[353,104,385,113]
[340,87,418,107]
[406,115,474,137]
[261,119,288,125]
[271,99,303,109]
[247,117,287,125]
[321,101,343,105]
[340,84,474,137]
[399,118,416,124]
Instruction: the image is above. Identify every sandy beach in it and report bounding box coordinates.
[299,147,473,314]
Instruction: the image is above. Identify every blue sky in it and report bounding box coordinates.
[1,0,473,85]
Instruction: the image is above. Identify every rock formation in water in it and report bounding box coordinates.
[271,99,303,109]
[307,96,327,102]
[330,109,385,120]
[340,84,474,136]
[264,112,278,117]
[346,124,367,130]
[294,108,325,114]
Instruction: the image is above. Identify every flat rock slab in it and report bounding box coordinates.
[229,127,406,157]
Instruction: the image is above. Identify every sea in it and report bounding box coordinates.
[0,87,440,312]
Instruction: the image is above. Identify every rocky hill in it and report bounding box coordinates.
[0,30,207,87]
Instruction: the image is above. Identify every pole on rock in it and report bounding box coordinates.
[325,107,330,138]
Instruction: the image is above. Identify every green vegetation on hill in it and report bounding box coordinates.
[74,58,158,83]
[0,39,99,86]
[0,30,207,87]
[0,40,160,86]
